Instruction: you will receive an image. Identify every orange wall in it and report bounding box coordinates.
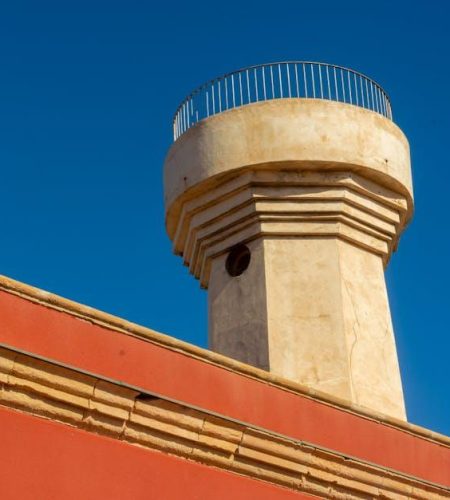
[0,406,311,499]
[0,289,448,487]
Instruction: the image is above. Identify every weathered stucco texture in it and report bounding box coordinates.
[164,99,413,420]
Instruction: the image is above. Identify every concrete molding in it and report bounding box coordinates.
[0,345,448,499]
[171,170,407,287]
[0,274,448,447]
[173,170,407,252]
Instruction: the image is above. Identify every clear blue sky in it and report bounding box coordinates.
[0,1,448,434]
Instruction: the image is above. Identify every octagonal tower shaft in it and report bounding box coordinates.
[164,64,413,420]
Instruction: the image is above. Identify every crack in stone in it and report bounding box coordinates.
[343,277,360,405]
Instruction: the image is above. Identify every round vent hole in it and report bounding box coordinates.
[225,244,251,277]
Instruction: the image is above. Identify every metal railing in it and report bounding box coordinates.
[173,61,392,140]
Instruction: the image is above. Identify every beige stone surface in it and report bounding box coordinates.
[164,98,413,420]
[264,238,351,399]
[209,233,405,419]
[338,240,405,417]
[265,236,405,418]
[0,347,16,384]
[208,238,270,369]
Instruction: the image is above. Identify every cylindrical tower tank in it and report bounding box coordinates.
[164,62,413,420]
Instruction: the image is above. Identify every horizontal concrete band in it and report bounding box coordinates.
[173,172,406,251]
[0,345,448,499]
[170,171,408,286]
[0,275,448,485]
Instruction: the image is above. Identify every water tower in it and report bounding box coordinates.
[164,62,413,420]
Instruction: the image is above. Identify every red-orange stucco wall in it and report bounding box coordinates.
[0,406,312,500]
[0,289,448,487]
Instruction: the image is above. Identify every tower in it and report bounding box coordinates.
[164,62,413,420]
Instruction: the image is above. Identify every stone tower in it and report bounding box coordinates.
[164,62,413,420]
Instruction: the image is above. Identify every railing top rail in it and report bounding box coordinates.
[172,61,392,141]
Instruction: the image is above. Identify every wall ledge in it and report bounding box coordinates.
[0,273,448,449]
[0,344,448,499]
